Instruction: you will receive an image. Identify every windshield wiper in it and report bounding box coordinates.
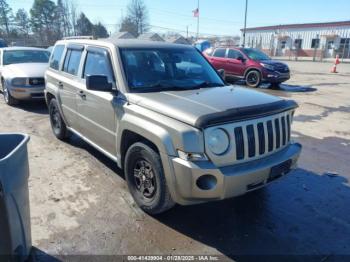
[133,81,224,91]
[194,81,225,88]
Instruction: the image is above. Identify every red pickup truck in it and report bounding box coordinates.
[204,47,290,88]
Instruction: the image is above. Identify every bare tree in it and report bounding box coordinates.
[119,16,138,36]
[69,0,78,35]
[126,0,149,36]
[56,0,71,37]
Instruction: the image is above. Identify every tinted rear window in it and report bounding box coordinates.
[63,49,82,76]
[213,48,226,58]
[3,50,50,65]
[49,45,65,70]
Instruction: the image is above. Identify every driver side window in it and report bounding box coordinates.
[83,50,115,83]
[227,49,242,59]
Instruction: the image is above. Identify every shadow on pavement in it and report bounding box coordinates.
[65,133,124,178]
[156,167,350,261]
[227,80,317,94]
[294,105,350,123]
[52,128,350,260]
[13,100,48,115]
[268,83,317,93]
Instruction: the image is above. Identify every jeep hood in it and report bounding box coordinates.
[127,86,297,128]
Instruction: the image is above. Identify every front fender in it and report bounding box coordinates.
[117,113,180,201]
[1,69,14,87]
[117,113,176,160]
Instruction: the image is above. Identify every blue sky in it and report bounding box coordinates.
[8,0,350,37]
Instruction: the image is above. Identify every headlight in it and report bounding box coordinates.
[260,63,275,71]
[11,78,27,86]
[207,128,230,155]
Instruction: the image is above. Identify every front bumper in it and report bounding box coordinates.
[8,85,45,100]
[169,142,301,205]
[262,70,290,83]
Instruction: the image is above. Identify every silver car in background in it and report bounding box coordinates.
[0,47,50,105]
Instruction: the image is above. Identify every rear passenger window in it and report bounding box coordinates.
[213,49,226,58]
[63,49,82,76]
[49,45,64,70]
[227,49,242,59]
[83,51,114,83]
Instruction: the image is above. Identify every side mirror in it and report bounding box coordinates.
[86,75,113,92]
[237,56,246,62]
[217,69,225,79]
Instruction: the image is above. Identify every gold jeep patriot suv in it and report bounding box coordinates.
[45,39,302,214]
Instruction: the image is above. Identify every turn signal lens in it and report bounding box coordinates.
[177,150,208,161]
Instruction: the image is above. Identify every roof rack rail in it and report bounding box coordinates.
[63,36,94,40]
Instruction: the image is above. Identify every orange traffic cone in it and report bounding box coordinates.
[331,64,338,73]
[331,55,340,73]
[335,55,340,65]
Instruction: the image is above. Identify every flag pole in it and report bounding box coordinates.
[242,0,248,47]
[196,0,199,40]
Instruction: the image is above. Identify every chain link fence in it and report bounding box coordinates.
[3,36,50,48]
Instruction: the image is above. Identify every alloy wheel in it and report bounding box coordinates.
[133,159,157,199]
[50,104,61,131]
[247,72,258,85]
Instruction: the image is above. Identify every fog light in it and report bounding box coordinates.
[196,175,217,190]
[12,88,26,92]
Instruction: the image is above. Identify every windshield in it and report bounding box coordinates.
[120,48,225,92]
[242,48,271,61]
[3,50,50,65]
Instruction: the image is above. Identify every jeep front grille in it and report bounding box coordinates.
[204,110,294,167]
[233,113,291,161]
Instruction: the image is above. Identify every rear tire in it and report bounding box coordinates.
[245,70,261,88]
[125,142,175,214]
[2,80,18,106]
[49,98,69,140]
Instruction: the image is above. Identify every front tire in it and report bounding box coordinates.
[2,80,18,106]
[125,142,175,214]
[245,70,261,88]
[49,98,69,140]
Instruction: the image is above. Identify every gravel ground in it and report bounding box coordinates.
[0,61,349,261]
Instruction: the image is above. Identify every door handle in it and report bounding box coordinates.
[58,81,64,89]
[77,90,86,99]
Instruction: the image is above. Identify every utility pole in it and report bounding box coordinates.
[186,25,189,39]
[242,0,248,47]
[196,0,200,41]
